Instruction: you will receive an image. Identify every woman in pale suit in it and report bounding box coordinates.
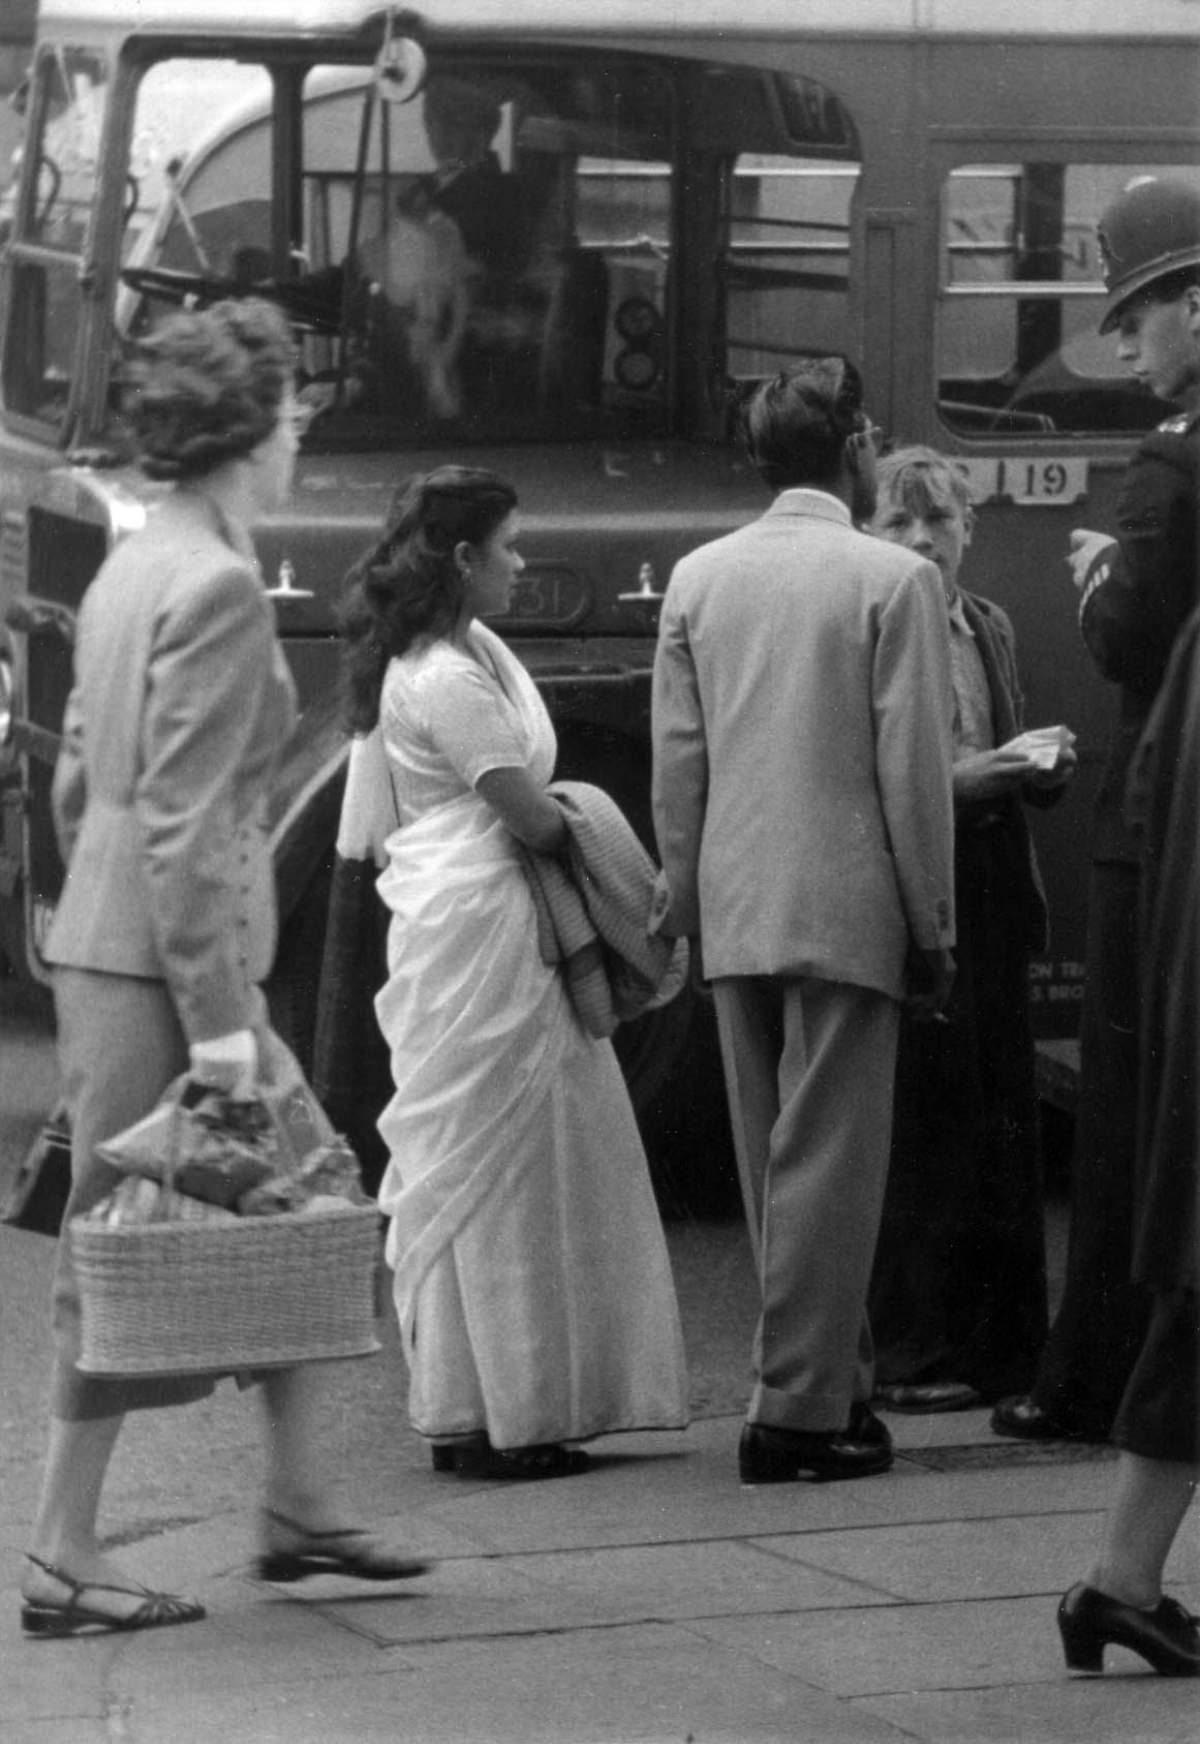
[20,300,425,1639]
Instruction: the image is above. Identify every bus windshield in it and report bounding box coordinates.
[103,45,859,451]
[120,55,679,445]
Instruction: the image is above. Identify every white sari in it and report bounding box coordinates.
[374,623,687,1448]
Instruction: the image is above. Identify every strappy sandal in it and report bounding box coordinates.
[20,1552,206,1638]
[436,1439,590,1480]
[256,1510,429,1584]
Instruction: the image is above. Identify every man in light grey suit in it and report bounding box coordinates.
[651,360,957,1482]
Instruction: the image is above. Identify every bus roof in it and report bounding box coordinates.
[33,0,1200,43]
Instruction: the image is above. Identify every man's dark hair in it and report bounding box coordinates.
[739,357,866,492]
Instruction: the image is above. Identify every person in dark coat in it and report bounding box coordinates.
[866,447,1076,1413]
[994,176,1200,1446]
[1057,602,1200,1678]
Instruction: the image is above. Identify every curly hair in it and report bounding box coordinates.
[125,298,296,482]
[340,465,519,733]
[740,356,867,492]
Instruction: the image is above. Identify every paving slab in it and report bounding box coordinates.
[855,1676,1200,1744]
[6,1627,126,1724]
[4,1723,109,1744]
[413,1419,1120,1559]
[755,1511,1102,1603]
[324,1537,895,1648]
[686,1595,1076,1694]
[756,1516,1200,1606]
[119,1622,912,1744]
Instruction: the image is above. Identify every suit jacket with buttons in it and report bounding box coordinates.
[44,491,297,1043]
[651,488,956,1001]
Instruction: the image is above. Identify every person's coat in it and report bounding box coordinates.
[651,487,956,1000]
[957,588,1053,954]
[44,491,297,1043]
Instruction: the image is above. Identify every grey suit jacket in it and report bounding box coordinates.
[651,488,956,1001]
[45,491,297,1043]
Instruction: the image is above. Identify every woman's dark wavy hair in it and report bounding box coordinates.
[739,356,866,492]
[125,298,296,482]
[340,465,519,732]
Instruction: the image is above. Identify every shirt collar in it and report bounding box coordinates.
[946,590,975,637]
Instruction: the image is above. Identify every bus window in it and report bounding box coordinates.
[723,156,857,378]
[126,60,274,277]
[298,60,674,439]
[938,161,1192,438]
[2,45,108,430]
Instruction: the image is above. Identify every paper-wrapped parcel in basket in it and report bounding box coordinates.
[96,1083,277,1210]
[94,1032,370,1223]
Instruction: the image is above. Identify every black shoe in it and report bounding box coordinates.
[433,1438,589,1481]
[1058,1582,1200,1677]
[848,1401,894,1452]
[990,1395,1095,1443]
[876,1380,982,1414]
[739,1420,893,1484]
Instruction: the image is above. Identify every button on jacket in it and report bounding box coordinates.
[45,492,298,1043]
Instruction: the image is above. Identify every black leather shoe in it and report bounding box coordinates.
[876,1380,981,1414]
[1058,1582,1200,1676]
[990,1394,1093,1442]
[848,1401,894,1452]
[739,1420,893,1484]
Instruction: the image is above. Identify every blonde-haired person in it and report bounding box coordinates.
[20,299,426,1639]
[867,446,1076,1415]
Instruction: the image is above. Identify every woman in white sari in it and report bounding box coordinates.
[339,467,688,1479]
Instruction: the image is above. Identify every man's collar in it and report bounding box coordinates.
[766,487,852,525]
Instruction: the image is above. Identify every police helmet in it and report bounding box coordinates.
[1097,176,1200,333]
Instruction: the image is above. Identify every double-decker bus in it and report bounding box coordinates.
[1,1,1197,1198]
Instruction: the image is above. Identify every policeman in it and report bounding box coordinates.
[992,174,1200,1447]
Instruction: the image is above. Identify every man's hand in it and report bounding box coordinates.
[905,946,956,1021]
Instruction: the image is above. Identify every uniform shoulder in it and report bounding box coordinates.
[1134,413,1200,475]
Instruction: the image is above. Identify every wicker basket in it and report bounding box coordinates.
[71,1201,383,1376]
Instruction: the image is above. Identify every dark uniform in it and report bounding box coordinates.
[1026,408,1200,1439]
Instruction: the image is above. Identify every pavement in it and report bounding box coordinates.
[3,991,1198,1742]
[5,1403,1200,1744]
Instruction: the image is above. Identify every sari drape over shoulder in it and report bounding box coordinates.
[369,623,688,1448]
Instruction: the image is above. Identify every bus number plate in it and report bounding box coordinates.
[487,567,590,629]
[957,458,1088,506]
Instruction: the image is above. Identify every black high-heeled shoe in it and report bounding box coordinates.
[1058,1581,1200,1676]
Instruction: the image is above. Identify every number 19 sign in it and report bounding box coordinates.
[956,457,1088,506]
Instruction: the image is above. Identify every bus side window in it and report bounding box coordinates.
[938,160,1189,439]
[720,153,859,387]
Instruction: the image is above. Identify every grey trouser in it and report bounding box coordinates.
[713,974,899,1433]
